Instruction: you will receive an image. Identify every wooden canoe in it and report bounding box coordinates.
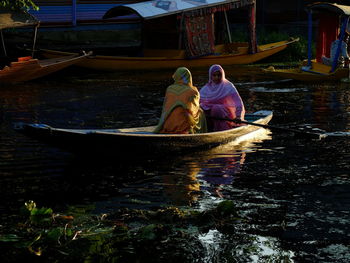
[14,110,273,155]
[263,60,349,82]
[40,39,298,71]
[0,52,91,83]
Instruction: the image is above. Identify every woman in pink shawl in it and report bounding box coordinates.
[200,64,245,131]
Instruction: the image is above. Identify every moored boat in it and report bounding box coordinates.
[40,0,298,71]
[14,110,273,155]
[0,10,91,83]
[40,40,297,71]
[263,60,349,82]
[0,52,91,83]
[264,2,350,82]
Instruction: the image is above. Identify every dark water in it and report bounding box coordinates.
[1,67,350,262]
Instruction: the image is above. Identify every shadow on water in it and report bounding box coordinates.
[1,67,350,262]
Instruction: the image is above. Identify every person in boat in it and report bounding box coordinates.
[154,67,207,134]
[200,64,245,131]
[322,33,350,67]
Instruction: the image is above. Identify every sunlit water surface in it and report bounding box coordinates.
[0,67,349,262]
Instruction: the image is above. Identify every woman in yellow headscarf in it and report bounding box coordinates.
[154,67,207,134]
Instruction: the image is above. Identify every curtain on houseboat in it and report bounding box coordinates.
[184,13,215,58]
[316,13,339,63]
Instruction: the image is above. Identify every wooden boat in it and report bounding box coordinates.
[14,110,273,155]
[263,60,349,82]
[39,0,298,71]
[40,40,297,71]
[0,10,91,83]
[264,3,350,81]
[0,52,91,83]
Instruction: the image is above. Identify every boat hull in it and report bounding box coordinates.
[263,60,349,81]
[14,111,273,155]
[0,53,90,83]
[40,40,297,71]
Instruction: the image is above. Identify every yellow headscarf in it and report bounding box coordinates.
[172,67,193,86]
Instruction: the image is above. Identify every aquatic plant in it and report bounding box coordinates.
[0,0,39,11]
[24,200,53,225]
[216,200,238,217]
[0,200,245,262]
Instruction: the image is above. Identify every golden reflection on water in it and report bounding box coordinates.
[162,128,272,206]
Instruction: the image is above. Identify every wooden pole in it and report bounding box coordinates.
[224,11,232,43]
[1,30,7,56]
[248,2,257,54]
[32,24,39,58]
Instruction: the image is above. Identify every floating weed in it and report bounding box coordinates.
[139,224,158,240]
[153,207,187,223]
[0,234,20,242]
[216,200,238,217]
[130,198,152,205]
[24,200,53,225]
[0,200,246,262]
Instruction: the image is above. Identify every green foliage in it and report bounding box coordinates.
[0,201,248,262]
[216,200,238,217]
[228,28,313,63]
[30,207,53,216]
[0,0,39,11]
[47,228,64,242]
[257,31,312,63]
[154,207,187,223]
[229,28,248,43]
[25,200,53,224]
[257,30,290,44]
[139,224,158,240]
[0,234,20,242]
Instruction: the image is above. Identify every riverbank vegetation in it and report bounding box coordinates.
[224,26,312,65]
[258,32,310,64]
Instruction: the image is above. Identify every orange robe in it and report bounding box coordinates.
[154,84,207,134]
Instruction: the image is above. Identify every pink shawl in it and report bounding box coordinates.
[200,64,245,121]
